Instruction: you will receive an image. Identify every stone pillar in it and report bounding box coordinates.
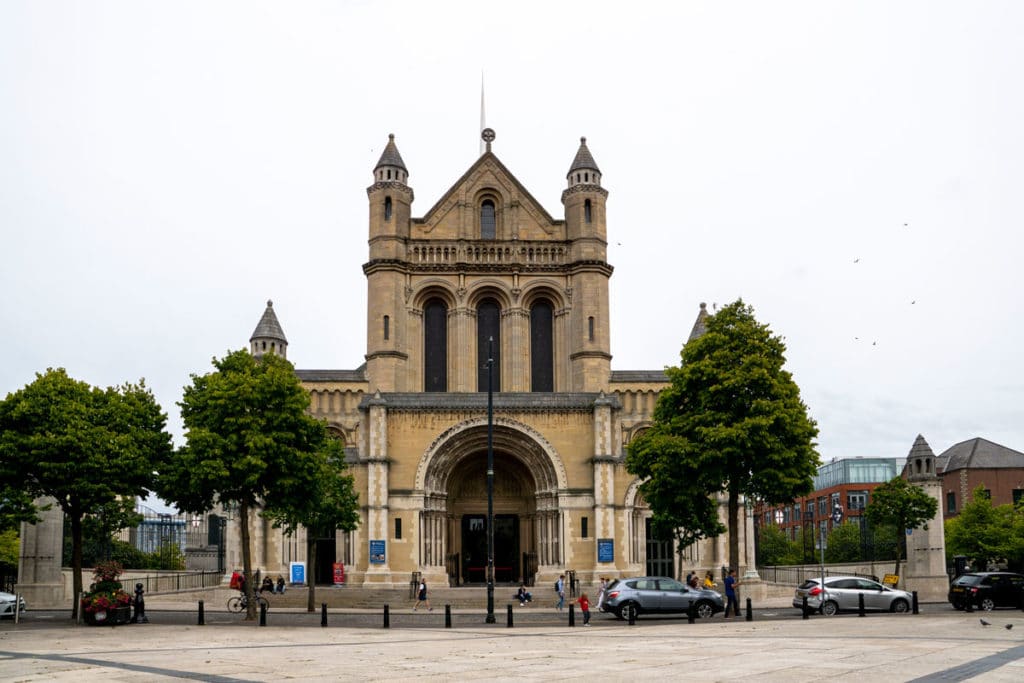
[364,392,392,585]
[904,434,949,601]
[16,497,66,608]
[592,393,617,569]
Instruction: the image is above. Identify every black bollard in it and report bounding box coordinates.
[745,597,753,622]
[132,583,148,624]
[384,604,390,628]
[445,604,451,628]
[687,605,695,624]
[802,596,809,619]
[858,593,865,617]
[628,605,636,626]
[321,603,327,627]
[507,603,514,627]
[912,591,919,615]
[259,601,267,626]
[569,604,575,626]
[198,600,205,626]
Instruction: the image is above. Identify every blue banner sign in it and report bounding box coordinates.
[598,538,614,563]
[369,539,386,564]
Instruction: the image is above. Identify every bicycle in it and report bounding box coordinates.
[227,591,270,613]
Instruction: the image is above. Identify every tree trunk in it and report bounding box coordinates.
[306,537,317,613]
[239,503,256,621]
[727,487,740,573]
[70,510,83,620]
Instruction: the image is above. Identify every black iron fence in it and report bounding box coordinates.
[757,565,881,586]
[124,570,224,595]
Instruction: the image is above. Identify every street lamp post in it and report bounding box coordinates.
[485,336,496,624]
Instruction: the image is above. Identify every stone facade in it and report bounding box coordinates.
[229,132,754,589]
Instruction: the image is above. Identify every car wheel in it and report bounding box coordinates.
[694,600,715,619]
[821,600,839,616]
[980,598,995,611]
[951,600,964,611]
[890,599,910,613]
[620,602,640,621]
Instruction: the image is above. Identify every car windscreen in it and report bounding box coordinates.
[954,575,983,586]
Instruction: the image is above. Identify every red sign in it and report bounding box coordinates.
[333,562,345,585]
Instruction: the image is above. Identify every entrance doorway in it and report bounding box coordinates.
[313,536,336,585]
[645,518,674,577]
[461,514,519,583]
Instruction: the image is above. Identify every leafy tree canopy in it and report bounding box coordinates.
[627,300,819,571]
[0,368,173,617]
[945,486,1024,570]
[160,349,353,618]
[825,521,864,563]
[756,524,800,566]
[864,476,938,576]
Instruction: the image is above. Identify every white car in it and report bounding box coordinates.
[0,591,27,618]
[793,576,912,615]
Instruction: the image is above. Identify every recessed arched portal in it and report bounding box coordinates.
[416,417,566,585]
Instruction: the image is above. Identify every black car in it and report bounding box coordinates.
[948,572,1024,611]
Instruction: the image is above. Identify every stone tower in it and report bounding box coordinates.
[249,299,288,360]
[904,434,948,600]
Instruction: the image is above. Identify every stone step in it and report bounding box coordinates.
[248,586,548,610]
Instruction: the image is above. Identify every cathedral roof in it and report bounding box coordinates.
[567,136,601,176]
[687,302,710,342]
[936,437,1024,472]
[250,300,288,343]
[373,134,408,173]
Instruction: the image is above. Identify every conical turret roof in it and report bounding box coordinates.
[374,133,408,173]
[250,300,287,343]
[688,302,710,342]
[907,434,936,460]
[567,136,601,176]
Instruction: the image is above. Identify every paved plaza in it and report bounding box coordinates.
[2,601,1023,682]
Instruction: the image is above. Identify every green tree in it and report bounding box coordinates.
[627,300,819,572]
[0,485,39,532]
[263,437,360,611]
[756,524,800,566]
[945,486,1024,570]
[0,369,173,618]
[825,521,864,563]
[864,476,938,578]
[159,350,345,620]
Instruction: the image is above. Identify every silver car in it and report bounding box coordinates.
[602,576,724,620]
[793,576,912,616]
[0,591,27,618]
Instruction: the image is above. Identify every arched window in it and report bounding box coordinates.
[384,196,392,221]
[477,298,501,391]
[424,298,448,392]
[383,314,390,341]
[584,199,592,223]
[481,199,496,240]
[530,299,554,392]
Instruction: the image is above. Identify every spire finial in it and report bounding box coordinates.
[482,127,496,154]
[267,299,273,307]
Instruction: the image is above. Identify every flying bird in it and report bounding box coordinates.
[872,341,877,346]
[980,618,991,626]
[911,300,916,305]
[1006,624,1014,630]
[853,258,860,263]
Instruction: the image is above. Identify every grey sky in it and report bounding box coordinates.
[2,1,1022,465]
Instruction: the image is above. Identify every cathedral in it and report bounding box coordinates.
[239,130,756,588]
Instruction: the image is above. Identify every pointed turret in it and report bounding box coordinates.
[250,299,288,360]
[906,434,938,481]
[566,136,602,188]
[688,302,710,342]
[372,133,409,184]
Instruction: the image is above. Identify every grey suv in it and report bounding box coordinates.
[793,576,912,615]
[602,576,724,620]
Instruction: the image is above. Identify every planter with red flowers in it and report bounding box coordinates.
[80,561,133,625]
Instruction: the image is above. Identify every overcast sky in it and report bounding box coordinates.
[2,1,1022,468]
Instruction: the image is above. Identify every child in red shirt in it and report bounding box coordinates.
[577,592,591,625]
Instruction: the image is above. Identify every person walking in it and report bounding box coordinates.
[556,574,566,610]
[413,578,432,611]
[724,568,740,618]
[596,578,608,612]
[577,592,591,625]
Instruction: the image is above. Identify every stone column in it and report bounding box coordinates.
[16,497,66,608]
[592,393,617,569]
[364,392,392,585]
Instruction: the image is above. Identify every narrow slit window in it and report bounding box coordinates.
[584,199,592,223]
[588,316,594,341]
[394,517,402,539]
[384,196,392,221]
[383,315,390,340]
[581,516,589,539]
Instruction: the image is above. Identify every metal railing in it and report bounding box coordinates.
[124,570,224,595]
